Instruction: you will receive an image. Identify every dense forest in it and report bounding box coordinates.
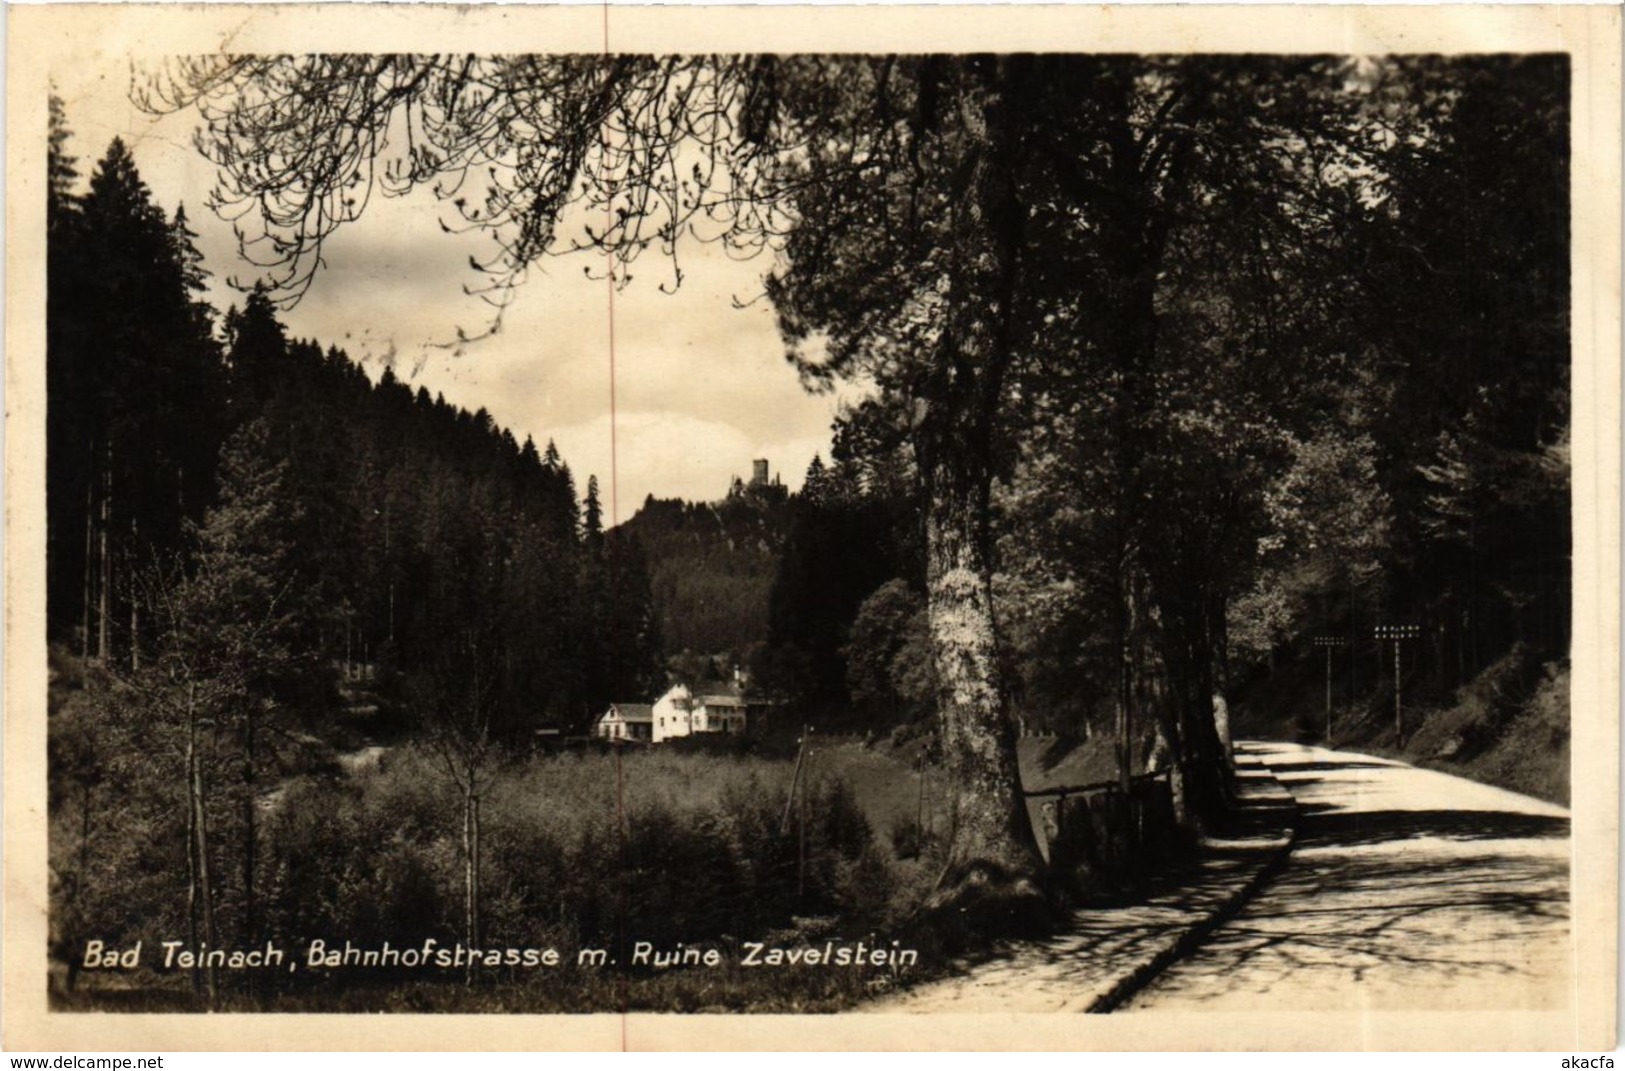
[45,106,676,997]
[47,51,1573,1002]
[46,111,663,737]
[619,481,790,662]
[617,441,926,716]
[741,55,1570,780]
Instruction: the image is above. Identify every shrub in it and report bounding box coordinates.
[66,735,905,1009]
[889,815,929,860]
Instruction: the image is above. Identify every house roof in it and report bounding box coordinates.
[699,681,744,702]
[605,703,654,722]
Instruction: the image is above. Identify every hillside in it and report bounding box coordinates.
[1232,643,1570,806]
[618,478,793,660]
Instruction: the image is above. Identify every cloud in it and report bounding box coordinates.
[53,58,842,512]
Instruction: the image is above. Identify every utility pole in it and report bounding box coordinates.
[797,727,814,899]
[1374,624,1420,747]
[798,757,808,900]
[780,726,810,835]
[1313,636,1346,746]
[916,751,929,837]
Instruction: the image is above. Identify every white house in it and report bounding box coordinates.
[602,680,773,745]
[694,682,751,735]
[594,703,653,742]
[651,683,697,743]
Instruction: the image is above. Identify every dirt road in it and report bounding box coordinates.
[1125,743,1570,1012]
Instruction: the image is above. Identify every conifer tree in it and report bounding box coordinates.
[170,418,312,948]
[47,92,79,229]
[50,135,225,663]
[583,475,604,543]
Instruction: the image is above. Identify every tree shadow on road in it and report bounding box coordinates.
[923,841,1273,994]
[1263,760,1396,775]
[1129,755,1571,1009]
[1294,803,1569,848]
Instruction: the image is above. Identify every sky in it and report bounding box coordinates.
[51,58,846,522]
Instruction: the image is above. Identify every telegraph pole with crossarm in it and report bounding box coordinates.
[1374,624,1420,747]
[1313,636,1346,746]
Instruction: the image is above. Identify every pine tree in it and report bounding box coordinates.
[801,455,830,507]
[51,136,226,663]
[47,92,79,230]
[583,475,604,543]
[169,203,210,296]
[223,285,289,413]
[46,95,91,650]
[170,418,321,951]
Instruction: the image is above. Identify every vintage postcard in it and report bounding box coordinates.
[4,3,1619,1053]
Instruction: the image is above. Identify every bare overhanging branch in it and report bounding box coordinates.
[139,54,821,310]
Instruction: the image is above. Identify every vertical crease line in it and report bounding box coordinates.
[602,1,627,1053]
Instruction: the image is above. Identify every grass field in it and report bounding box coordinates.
[52,717,1125,1013]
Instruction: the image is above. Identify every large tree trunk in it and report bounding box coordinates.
[1088,70,1177,810]
[923,483,1046,923]
[1173,630,1228,833]
[916,56,1050,936]
[1114,552,1138,794]
[1142,578,1229,837]
[1165,723,1192,829]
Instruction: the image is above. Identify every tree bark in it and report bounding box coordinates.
[1167,735,1192,829]
[1114,555,1136,794]
[1179,660,1227,830]
[922,487,1047,927]
[1149,589,1227,836]
[915,57,1050,935]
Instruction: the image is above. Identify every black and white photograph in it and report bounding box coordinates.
[5,3,1618,1052]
